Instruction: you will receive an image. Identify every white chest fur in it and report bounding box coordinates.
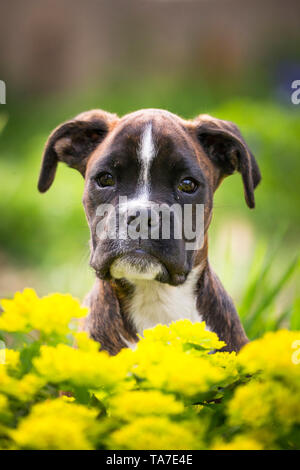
[127,266,203,337]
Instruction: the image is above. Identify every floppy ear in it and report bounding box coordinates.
[38,109,118,193]
[194,114,261,208]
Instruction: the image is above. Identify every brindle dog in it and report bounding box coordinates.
[38,109,261,354]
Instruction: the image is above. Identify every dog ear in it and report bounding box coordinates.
[38,110,118,193]
[194,114,261,208]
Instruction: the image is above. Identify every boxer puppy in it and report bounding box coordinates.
[38,108,261,354]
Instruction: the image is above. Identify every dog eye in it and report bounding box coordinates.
[177,178,198,194]
[95,172,115,188]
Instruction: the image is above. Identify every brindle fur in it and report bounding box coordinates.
[38,108,261,354]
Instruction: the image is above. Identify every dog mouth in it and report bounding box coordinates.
[92,247,190,286]
[109,249,167,282]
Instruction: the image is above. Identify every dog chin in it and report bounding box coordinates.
[110,252,164,282]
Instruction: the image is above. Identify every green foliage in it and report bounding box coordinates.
[237,239,299,339]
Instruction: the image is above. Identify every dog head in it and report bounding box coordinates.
[38,108,261,286]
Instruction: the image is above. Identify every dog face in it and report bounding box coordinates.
[38,108,260,286]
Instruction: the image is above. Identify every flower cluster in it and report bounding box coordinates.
[0,289,299,450]
[0,288,87,340]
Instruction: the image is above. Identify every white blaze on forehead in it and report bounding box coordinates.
[137,123,156,199]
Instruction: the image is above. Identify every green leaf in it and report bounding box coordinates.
[19,341,41,376]
[245,256,299,338]
[290,297,300,330]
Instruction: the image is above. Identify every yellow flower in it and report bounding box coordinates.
[142,320,225,351]
[73,332,100,353]
[11,398,100,450]
[228,379,300,431]
[148,353,225,398]
[34,343,127,389]
[228,381,273,428]
[2,289,299,451]
[4,349,20,370]
[212,435,263,450]
[238,330,300,381]
[0,288,39,332]
[208,351,239,378]
[0,367,45,401]
[31,293,87,336]
[109,390,184,419]
[17,374,46,401]
[108,416,199,450]
[129,342,228,399]
[0,365,16,396]
[0,289,87,337]
[0,349,20,376]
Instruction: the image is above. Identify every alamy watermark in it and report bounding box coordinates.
[0,340,5,364]
[291,80,300,105]
[0,80,6,104]
[291,339,300,365]
[95,196,204,250]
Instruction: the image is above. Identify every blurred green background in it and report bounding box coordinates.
[0,0,299,338]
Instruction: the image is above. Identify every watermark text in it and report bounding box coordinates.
[0,80,6,104]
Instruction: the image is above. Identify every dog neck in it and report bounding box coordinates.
[84,251,248,355]
[113,237,209,338]
[121,262,206,339]
[84,239,212,354]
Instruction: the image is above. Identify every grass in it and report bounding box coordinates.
[210,227,299,339]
